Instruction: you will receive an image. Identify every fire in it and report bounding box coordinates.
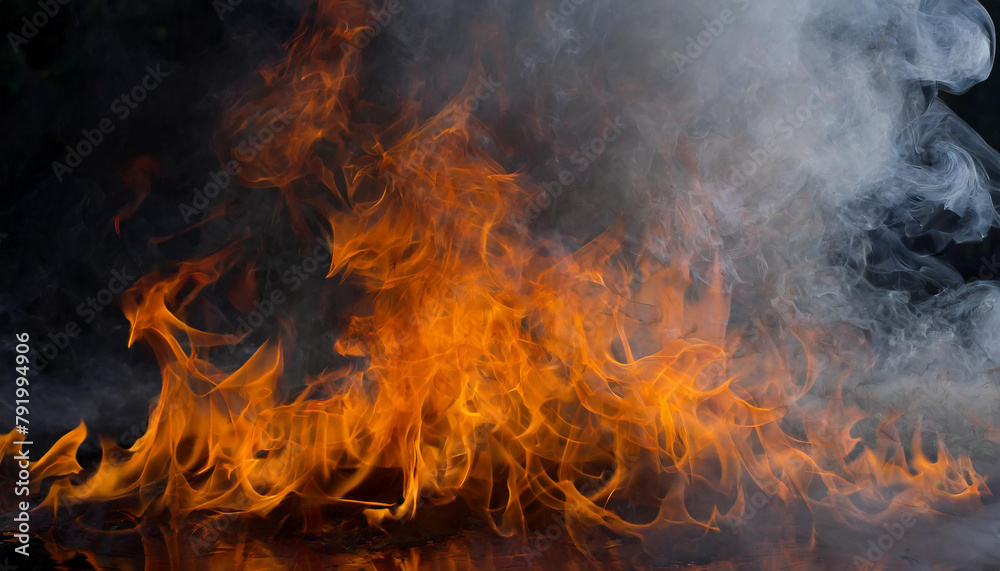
[3,0,988,565]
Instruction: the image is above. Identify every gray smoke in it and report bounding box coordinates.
[654,0,1000,453]
[353,0,1000,485]
[451,0,1000,458]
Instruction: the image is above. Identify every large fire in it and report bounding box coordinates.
[2,0,990,567]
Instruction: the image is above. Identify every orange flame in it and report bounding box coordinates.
[6,0,988,566]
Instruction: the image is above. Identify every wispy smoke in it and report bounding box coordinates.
[653,0,1000,447]
[433,0,1000,455]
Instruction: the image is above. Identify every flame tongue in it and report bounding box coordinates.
[8,0,987,561]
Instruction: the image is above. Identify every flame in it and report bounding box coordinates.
[6,0,988,565]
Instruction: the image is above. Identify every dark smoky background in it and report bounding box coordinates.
[1,0,1000,461]
[0,0,310,455]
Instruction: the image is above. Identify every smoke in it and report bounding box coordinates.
[649,0,1000,450]
[393,0,1000,457]
[491,0,1000,559]
[5,0,1000,564]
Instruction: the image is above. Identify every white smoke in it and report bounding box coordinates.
[567,0,1000,456]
